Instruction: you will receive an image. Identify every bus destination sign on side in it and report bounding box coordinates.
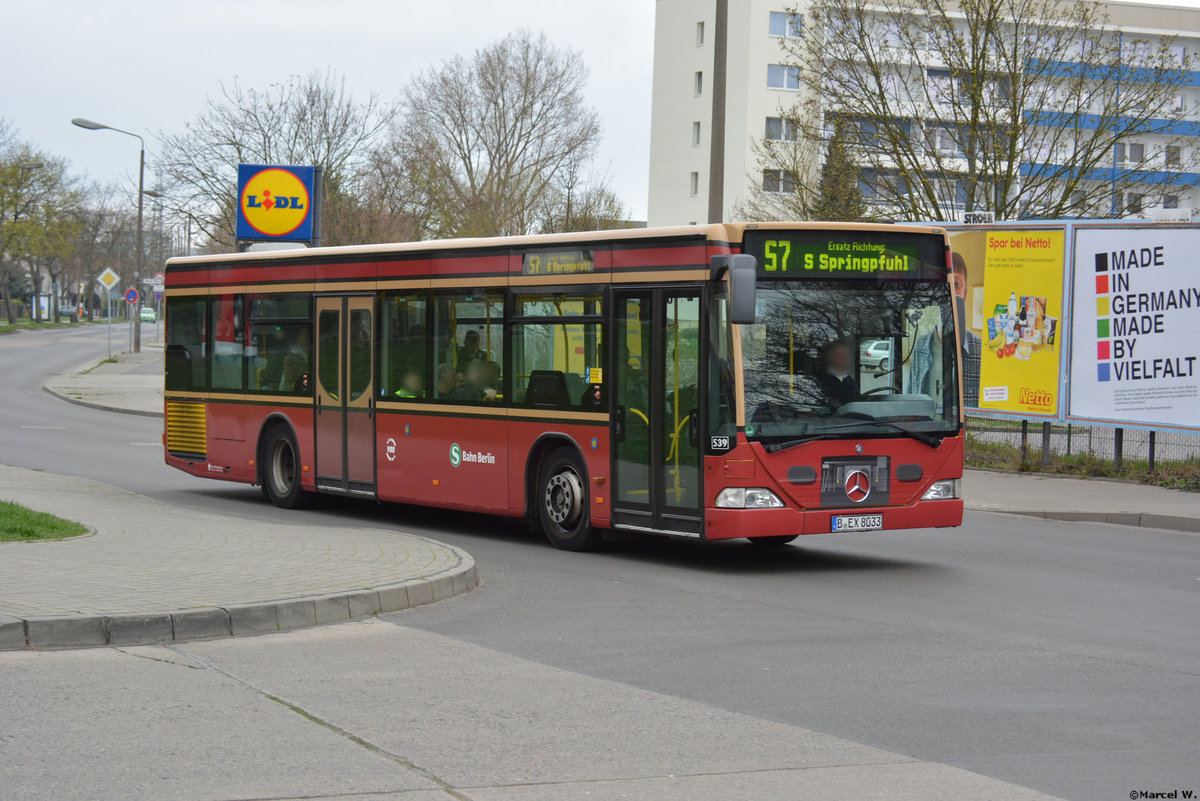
[523,250,594,276]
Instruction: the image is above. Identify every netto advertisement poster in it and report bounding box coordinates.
[1069,227,1200,430]
[947,228,1066,415]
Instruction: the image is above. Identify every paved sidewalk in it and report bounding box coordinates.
[964,469,1200,533]
[0,465,477,650]
[42,344,164,417]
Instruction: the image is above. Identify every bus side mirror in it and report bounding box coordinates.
[711,254,757,325]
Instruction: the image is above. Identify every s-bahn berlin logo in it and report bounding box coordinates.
[235,164,315,242]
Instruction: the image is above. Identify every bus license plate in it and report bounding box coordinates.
[832,514,882,532]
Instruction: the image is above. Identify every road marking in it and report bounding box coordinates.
[21,425,66,430]
[129,442,159,447]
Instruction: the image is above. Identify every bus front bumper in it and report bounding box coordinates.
[703,500,963,541]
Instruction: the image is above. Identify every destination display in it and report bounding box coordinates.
[1068,227,1200,429]
[741,231,947,280]
[522,250,594,276]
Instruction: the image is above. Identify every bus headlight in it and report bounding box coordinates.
[716,487,785,508]
[921,479,961,500]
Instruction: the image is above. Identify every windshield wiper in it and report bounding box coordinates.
[762,419,947,454]
[763,433,840,453]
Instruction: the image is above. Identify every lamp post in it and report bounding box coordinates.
[71,117,146,353]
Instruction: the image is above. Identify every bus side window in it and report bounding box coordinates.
[381,292,428,400]
[165,297,208,393]
[247,295,312,395]
[433,292,505,403]
[512,321,603,409]
[211,294,245,391]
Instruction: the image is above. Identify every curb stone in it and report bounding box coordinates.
[966,505,1200,534]
[41,383,162,419]
[1,555,478,651]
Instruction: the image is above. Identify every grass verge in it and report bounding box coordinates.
[966,434,1200,492]
[0,500,89,542]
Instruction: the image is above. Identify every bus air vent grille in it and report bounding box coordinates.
[166,402,207,457]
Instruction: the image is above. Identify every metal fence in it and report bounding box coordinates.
[967,417,1200,468]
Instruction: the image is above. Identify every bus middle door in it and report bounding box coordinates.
[314,295,377,496]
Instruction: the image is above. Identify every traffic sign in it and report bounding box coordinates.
[154,292,163,301]
[124,287,140,305]
[153,272,166,285]
[97,268,120,290]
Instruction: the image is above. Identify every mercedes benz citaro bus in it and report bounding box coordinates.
[163,223,963,550]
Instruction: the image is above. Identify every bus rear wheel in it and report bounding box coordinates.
[262,426,313,509]
[748,535,799,546]
[537,447,600,551]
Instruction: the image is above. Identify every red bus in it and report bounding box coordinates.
[163,223,963,550]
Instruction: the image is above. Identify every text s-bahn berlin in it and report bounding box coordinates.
[163,222,963,550]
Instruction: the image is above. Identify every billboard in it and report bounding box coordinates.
[946,227,1066,416]
[235,164,315,242]
[1068,226,1200,429]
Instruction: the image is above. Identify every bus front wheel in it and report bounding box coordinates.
[262,426,313,510]
[537,448,600,551]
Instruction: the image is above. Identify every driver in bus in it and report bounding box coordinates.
[814,340,858,408]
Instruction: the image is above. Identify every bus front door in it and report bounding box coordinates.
[611,289,703,536]
[314,295,376,495]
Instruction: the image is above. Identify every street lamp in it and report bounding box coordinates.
[71,117,147,353]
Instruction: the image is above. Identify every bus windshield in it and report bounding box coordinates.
[740,279,960,442]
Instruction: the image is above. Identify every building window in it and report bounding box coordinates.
[762,169,796,193]
[767,64,801,90]
[692,121,701,146]
[1164,194,1180,209]
[769,11,803,38]
[690,171,700,196]
[696,21,705,45]
[1115,142,1144,164]
[1170,44,1187,64]
[764,116,798,141]
[694,71,703,95]
[1166,144,1181,168]
[926,126,958,154]
[1126,192,1144,214]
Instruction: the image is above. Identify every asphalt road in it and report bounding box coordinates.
[2,326,1198,801]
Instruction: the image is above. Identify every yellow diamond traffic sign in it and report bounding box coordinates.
[97,268,120,290]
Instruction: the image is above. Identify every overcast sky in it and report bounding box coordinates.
[1,0,655,218]
[5,0,1200,224]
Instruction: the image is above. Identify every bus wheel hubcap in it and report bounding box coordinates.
[545,469,583,529]
[272,440,295,494]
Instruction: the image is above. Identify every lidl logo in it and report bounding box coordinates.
[235,164,315,242]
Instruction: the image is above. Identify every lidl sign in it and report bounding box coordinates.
[236,164,315,242]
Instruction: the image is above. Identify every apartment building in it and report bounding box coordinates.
[648,0,1200,225]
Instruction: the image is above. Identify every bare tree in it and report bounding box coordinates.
[1,134,75,323]
[537,156,632,233]
[387,30,604,238]
[157,69,396,249]
[782,0,1197,220]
